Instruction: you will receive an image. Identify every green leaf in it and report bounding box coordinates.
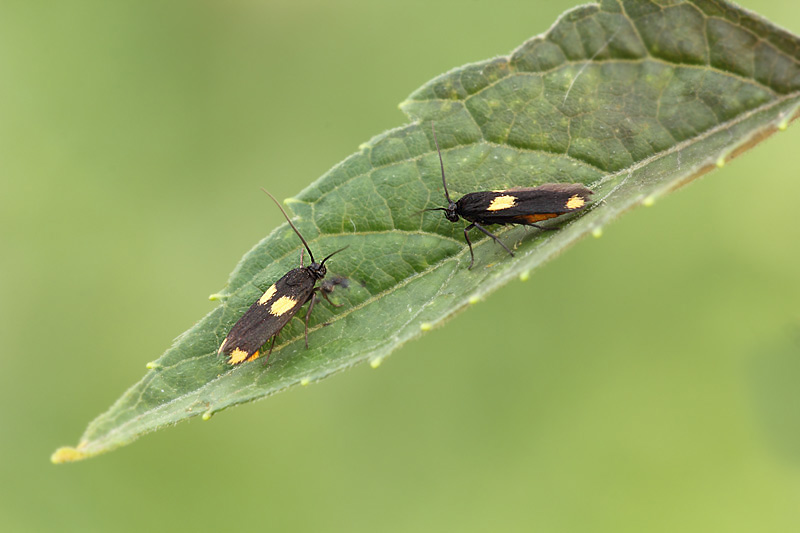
[53,0,800,463]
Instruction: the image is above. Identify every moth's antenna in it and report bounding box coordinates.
[411,207,446,216]
[320,245,349,267]
[261,188,315,264]
[431,122,452,204]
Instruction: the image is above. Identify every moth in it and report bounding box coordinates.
[426,123,594,269]
[218,190,347,365]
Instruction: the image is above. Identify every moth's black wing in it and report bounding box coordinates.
[456,184,593,225]
[218,267,317,364]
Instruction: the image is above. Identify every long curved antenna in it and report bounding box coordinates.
[260,188,315,264]
[320,245,349,266]
[431,122,451,203]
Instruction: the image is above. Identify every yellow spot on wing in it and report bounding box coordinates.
[565,194,585,209]
[258,284,278,305]
[228,348,250,365]
[486,195,517,211]
[270,295,298,316]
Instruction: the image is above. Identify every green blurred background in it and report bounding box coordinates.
[2,1,799,531]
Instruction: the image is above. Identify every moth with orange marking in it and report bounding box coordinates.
[218,189,347,365]
[426,123,594,269]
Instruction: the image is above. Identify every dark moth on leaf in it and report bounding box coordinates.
[217,190,348,365]
[427,123,594,269]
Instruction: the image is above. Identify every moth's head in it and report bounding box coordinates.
[310,245,348,281]
[308,262,327,280]
[444,202,459,222]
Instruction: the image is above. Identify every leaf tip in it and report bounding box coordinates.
[51,442,90,464]
[369,358,383,369]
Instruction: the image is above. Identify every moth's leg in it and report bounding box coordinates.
[261,334,279,366]
[472,222,514,257]
[527,223,556,231]
[321,287,344,308]
[303,293,318,348]
[463,223,477,270]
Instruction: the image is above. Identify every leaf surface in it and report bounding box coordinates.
[53,0,800,462]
